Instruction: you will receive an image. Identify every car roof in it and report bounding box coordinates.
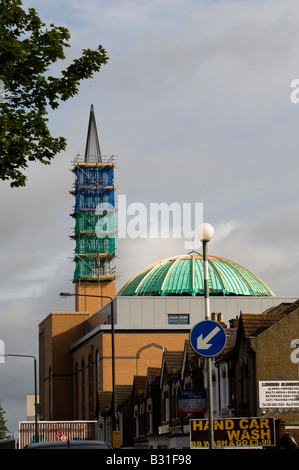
[25,440,112,449]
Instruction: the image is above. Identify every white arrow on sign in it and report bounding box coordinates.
[197,325,220,350]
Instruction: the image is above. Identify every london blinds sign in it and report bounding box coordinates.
[259,381,299,408]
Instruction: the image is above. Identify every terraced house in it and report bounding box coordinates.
[98,300,299,449]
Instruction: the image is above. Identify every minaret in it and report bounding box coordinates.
[84,104,101,162]
[71,105,117,312]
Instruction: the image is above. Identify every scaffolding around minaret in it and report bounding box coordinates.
[70,105,117,284]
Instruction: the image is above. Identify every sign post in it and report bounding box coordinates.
[189,319,226,449]
[190,320,226,358]
[196,222,215,449]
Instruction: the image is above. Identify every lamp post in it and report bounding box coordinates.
[1,353,38,443]
[197,222,214,449]
[59,292,117,431]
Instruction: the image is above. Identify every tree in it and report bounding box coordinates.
[0,0,109,187]
[0,405,9,439]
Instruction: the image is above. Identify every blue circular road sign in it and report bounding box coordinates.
[190,320,226,357]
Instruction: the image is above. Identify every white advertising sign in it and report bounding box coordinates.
[259,381,299,408]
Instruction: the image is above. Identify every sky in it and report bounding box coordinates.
[1,0,299,438]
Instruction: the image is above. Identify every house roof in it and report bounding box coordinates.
[240,300,299,339]
[147,367,161,384]
[224,328,238,350]
[216,301,299,362]
[98,391,112,414]
[132,375,147,399]
[241,312,289,337]
[115,385,133,407]
[163,350,184,375]
[98,385,133,413]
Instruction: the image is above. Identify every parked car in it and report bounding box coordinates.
[25,439,112,449]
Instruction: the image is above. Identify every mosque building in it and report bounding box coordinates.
[38,106,295,430]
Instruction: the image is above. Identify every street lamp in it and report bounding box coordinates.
[0,353,38,443]
[59,292,117,431]
[197,222,215,449]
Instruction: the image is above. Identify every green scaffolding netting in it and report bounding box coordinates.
[75,234,115,255]
[74,211,115,235]
[73,256,114,281]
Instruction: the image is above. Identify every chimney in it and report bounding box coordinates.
[229,316,239,328]
[217,312,224,323]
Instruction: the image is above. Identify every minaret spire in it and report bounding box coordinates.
[84,104,101,162]
[71,105,117,312]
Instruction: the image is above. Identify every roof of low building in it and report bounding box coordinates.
[241,312,289,337]
[163,351,184,375]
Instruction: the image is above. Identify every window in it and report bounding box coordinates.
[88,354,93,419]
[168,314,189,325]
[163,385,170,422]
[49,367,52,420]
[146,398,153,434]
[96,350,100,391]
[81,359,85,419]
[75,362,79,419]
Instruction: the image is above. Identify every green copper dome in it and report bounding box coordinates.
[118,254,274,297]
